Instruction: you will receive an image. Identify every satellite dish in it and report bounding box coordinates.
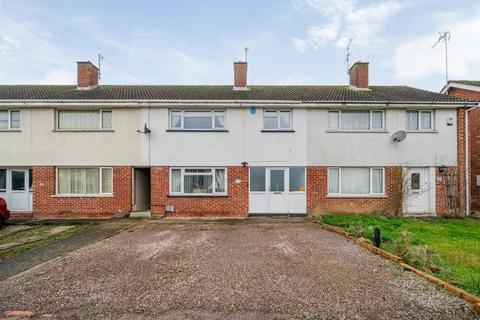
[144,123,151,134]
[391,130,407,143]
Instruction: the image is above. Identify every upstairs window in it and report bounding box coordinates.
[406,110,433,131]
[263,110,292,130]
[170,110,225,130]
[57,110,112,130]
[328,110,384,130]
[0,110,20,130]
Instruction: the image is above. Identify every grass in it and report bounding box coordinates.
[316,214,480,297]
[0,224,92,260]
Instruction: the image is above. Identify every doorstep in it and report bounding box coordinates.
[129,211,151,219]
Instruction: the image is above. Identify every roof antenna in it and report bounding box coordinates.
[345,38,353,75]
[244,47,249,63]
[97,53,109,80]
[432,31,451,85]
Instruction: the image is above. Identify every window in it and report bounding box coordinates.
[57,167,113,195]
[57,110,112,130]
[169,110,225,130]
[0,169,6,192]
[406,110,433,130]
[0,110,20,129]
[410,173,420,190]
[289,168,305,192]
[170,168,227,195]
[263,110,292,130]
[328,110,384,130]
[328,167,384,195]
[250,167,266,192]
[29,169,32,192]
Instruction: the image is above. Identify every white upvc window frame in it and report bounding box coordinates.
[327,167,385,196]
[405,110,434,131]
[169,167,228,196]
[0,168,6,192]
[56,109,112,130]
[55,167,113,196]
[0,109,21,130]
[263,109,293,130]
[328,110,385,131]
[169,109,226,130]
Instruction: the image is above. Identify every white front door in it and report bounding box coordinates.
[268,168,288,213]
[406,168,428,214]
[10,169,29,211]
[249,167,306,214]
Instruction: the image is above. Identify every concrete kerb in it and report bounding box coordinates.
[314,220,480,309]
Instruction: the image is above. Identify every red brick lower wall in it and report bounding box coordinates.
[32,166,132,218]
[150,166,248,218]
[307,167,402,215]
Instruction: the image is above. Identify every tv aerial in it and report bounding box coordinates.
[432,31,451,84]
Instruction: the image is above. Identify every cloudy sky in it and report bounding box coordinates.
[0,0,478,91]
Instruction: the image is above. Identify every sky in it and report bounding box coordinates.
[0,0,479,91]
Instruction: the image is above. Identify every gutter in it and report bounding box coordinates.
[465,103,480,215]
[0,101,474,108]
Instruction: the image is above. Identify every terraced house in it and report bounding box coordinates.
[0,60,475,219]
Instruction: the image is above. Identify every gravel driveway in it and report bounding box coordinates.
[0,222,478,319]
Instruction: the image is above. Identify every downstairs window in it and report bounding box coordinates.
[170,168,227,195]
[57,167,113,195]
[328,167,384,195]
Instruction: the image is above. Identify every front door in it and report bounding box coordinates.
[249,167,306,214]
[10,170,29,211]
[268,168,287,213]
[406,168,428,213]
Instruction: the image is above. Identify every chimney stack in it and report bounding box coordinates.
[349,61,369,89]
[233,61,248,90]
[77,61,99,89]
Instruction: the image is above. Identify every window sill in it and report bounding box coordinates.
[166,129,229,132]
[325,129,388,133]
[0,129,22,132]
[52,129,115,133]
[52,194,114,198]
[327,194,387,199]
[404,130,438,133]
[168,194,228,197]
[261,129,295,133]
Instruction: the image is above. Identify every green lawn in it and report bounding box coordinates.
[316,214,480,296]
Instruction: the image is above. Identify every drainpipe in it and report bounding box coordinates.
[465,103,480,215]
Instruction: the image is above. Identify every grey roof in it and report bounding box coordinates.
[448,80,480,87]
[0,85,471,104]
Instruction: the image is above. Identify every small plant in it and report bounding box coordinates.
[348,224,365,238]
[392,230,411,257]
[409,245,439,273]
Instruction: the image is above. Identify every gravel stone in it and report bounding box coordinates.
[0,222,478,319]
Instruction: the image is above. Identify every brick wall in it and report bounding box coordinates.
[150,166,248,218]
[32,166,132,218]
[307,167,402,215]
[447,88,480,211]
[447,87,480,101]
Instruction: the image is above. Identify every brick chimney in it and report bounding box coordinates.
[349,61,369,89]
[77,61,99,89]
[233,61,248,90]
